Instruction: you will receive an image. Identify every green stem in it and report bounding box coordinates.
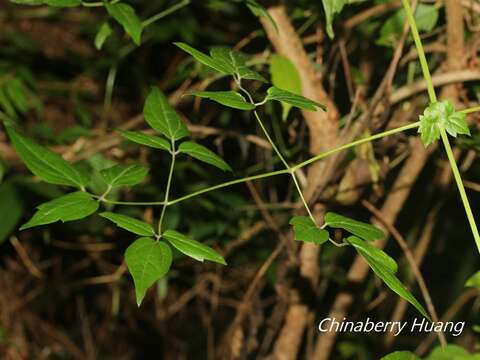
[460,105,480,114]
[439,127,480,253]
[291,171,315,222]
[168,169,290,205]
[157,142,176,236]
[401,0,437,103]
[142,0,190,28]
[253,111,290,169]
[293,122,420,170]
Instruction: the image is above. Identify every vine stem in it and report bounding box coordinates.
[157,140,176,238]
[98,122,420,208]
[460,105,480,114]
[440,128,480,253]
[142,0,190,28]
[402,0,480,254]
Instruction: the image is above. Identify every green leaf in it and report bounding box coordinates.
[106,3,142,46]
[465,271,480,289]
[100,212,155,237]
[245,0,278,32]
[289,216,329,244]
[8,0,43,4]
[189,91,255,110]
[174,42,234,75]
[346,236,430,319]
[7,126,87,188]
[179,141,232,172]
[5,78,29,113]
[95,22,113,50]
[347,235,397,273]
[100,164,148,188]
[381,351,421,360]
[418,101,470,147]
[43,0,81,6]
[143,87,190,141]
[324,212,384,241]
[20,191,99,230]
[378,4,439,47]
[265,86,326,112]
[209,47,266,82]
[0,182,23,244]
[119,130,171,152]
[322,0,367,39]
[125,238,172,306]
[269,55,302,120]
[163,230,226,265]
[426,345,472,360]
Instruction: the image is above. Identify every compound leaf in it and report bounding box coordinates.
[324,212,384,241]
[189,91,255,110]
[144,87,190,141]
[179,141,232,172]
[7,126,87,188]
[346,236,429,319]
[265,86,326,111]
[106,3,142,45]
[163,230,226,265]
[289,216,329,245]
[100,164,148,188]
[125,238,172,306]
[20,191,98,230]
[119,130,171,152]
[100,212,155,237]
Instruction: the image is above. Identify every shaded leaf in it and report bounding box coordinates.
[322,0,367,39]
[125,238,172,306]
[100,164,148,188]
[465,271,480,289]
[289,216,329,244]
[265,86,326,111]
[144,87,190,140]
[324,212,384,241]
[100,212,155,237]
[106,3,142,45]
[20,192,98,230]
[179,141,232,172]
[43,0,81,6]
[95,22,113,50]
[5,78,28,113]
[381,351,421,360]
[163,230,226,265]
[245,0,278,32]
[175,42,234,75]
[7,126,87,188]
[189,91,255,110]
[346,236,430,319]
[119,130,171,152]
[269,55,302,120]
[0,182,23,244]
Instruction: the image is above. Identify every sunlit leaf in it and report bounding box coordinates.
[119,130,171,152]
[346,236,429,319]
[100,164,148,188]
[125,238,172,306]
[265,86,326,111]
[179,141,232,171]
[20,191,99,230]
[144,87,190,141]
[100,212,155,237]
[324,212,384,241]
[7,126,87,188]
[163,230,226,265]
[189,90,255,110]
[289,216,329,244]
